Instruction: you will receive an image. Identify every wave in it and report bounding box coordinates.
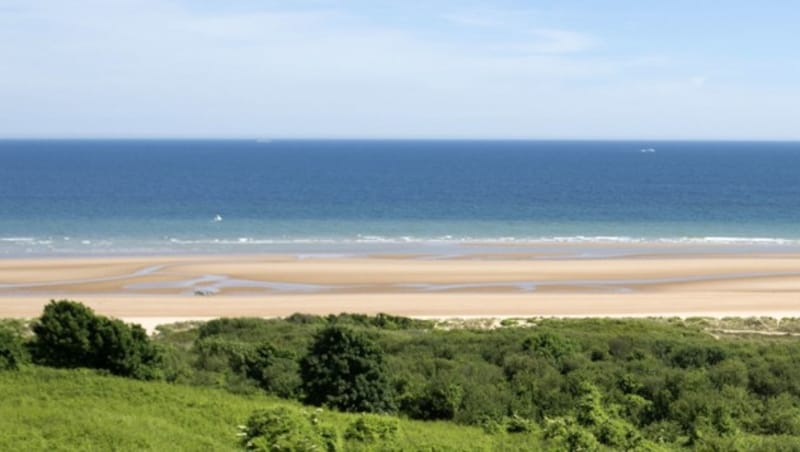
[2,235,800,255]
[158,235,800,246]
[531,236,799,245]
[0,237,53,245]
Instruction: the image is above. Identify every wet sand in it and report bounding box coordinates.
[2,252,800,321]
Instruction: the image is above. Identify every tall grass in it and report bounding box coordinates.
[0,367,541,451]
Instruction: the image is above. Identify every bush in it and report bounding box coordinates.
[671,344,727,369]
[410,380,463,420]
[325,313,433,330]
[32,300,161,379]
[522,332,577,366]
[193,337,251,373]
[760,394,800,435]
[544,417,600,452]
[285,313,323,325]
[241,406,338,451]
[0,328,28,370]
[300,325,396,413]
[239,342,300,398]
[344,414,399,443]
[709,359,749,389]
[197,318,274,340]
[504,414,537,434]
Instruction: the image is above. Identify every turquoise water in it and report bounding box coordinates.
[2,139,800,255]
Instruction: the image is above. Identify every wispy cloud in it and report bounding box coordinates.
[443,6,596,55]
[1,0,797,139]
[441,7,536,28]
[690,75,708,87]
[522,29,596,54]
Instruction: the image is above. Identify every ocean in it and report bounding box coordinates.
[2,139,800,256]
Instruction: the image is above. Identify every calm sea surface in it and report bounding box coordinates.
[2,140,800,255]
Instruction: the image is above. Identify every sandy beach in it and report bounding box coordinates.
[2,249,800,324]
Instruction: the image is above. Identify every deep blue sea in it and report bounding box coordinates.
[2,139,800,255]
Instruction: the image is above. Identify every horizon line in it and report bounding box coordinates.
[2,137,800,143]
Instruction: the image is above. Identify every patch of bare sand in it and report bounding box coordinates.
[4,292,800,320]
[2,253,800,322]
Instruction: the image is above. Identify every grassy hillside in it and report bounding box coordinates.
[0,367,541,451]
[5,309,800,450]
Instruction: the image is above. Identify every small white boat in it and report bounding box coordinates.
[212,214,223,222]
[640,148,656,153]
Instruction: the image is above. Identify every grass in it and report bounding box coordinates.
[0,367,542,451]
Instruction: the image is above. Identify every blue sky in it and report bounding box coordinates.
[1,0,799,139]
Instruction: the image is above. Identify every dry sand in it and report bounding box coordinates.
[2,252,800,324]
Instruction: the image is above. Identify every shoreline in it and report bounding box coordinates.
[5,236,800,260]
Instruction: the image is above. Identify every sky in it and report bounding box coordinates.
[1,0,799,139]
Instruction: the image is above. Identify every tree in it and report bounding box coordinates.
[92,317,162,379]
[299,325,395,413]
[239,342,300,398]
[32,300,161,379]
[32,300,97,368]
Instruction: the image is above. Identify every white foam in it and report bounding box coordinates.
[123,235,800,246]
[3,234,800,258]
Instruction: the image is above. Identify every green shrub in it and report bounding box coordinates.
[31,300,161,379]
[0,328,28,370]
[410,380,463,420]
[504,414,537,434]
[197,317,275,341]
[621,394,653,425]
[300,325,395,413]
[285,313,324,325]
[343,414,399,442]
[478,416,505,435]
[522,332,578,366]
[239,342,300,398]
[544,417,600,452]
[709,359,749,389]
[326,313,433,330]
[671,344,728,368]
[241,406,338,451]
[760,394,800,435]
[193,337,251,372]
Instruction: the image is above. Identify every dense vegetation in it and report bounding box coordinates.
[3,301,800,450]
